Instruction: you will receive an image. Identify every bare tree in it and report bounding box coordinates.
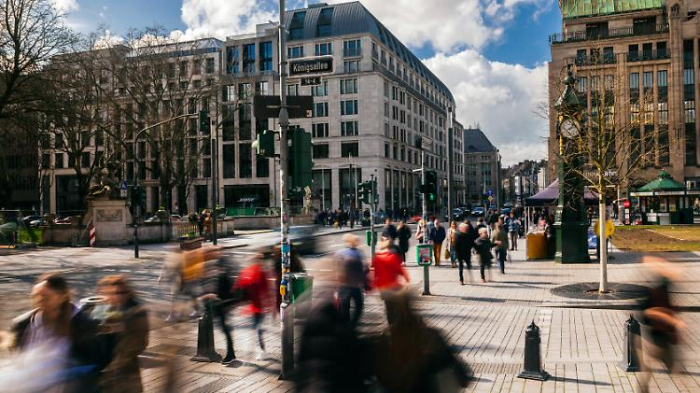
[0,0,78,120]
[554,60,670,292]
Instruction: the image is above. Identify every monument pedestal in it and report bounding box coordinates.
[89,198,131,246]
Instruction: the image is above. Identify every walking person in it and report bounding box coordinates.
[382,217,397,241]
[415,219,426,244]
[507,212,520,251]
[8,273,106,392]
[455,222,477,285]
[491,218,509,274]
[474,228,494,283]
[371,237,410,326]
[446,221,458,268]
[334,234,368,327]
[429,218,446,266]
[97,275,149,393]
[397,220,411,265]
[234,254,271,360]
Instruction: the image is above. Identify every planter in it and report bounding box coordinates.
[180,237,204,250]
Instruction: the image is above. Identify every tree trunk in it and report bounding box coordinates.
[598,196,608,293]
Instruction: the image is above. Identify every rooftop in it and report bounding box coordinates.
[463,128,498,154]
[559,0,664,20]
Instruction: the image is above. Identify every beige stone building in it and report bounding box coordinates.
[549,0,700,196]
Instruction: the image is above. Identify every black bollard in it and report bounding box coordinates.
[191,301,222,362]
[620,314,643,372]
[518,320,549,381]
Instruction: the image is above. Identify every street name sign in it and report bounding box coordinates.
[289,57,334,76]
[300,76,322,86]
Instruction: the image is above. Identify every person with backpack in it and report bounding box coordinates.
[429,218,446,266]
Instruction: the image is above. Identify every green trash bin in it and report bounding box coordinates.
[292,272,313,319]
[416,243,433,266]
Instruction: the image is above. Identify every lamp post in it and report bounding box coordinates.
[554,66,590,263]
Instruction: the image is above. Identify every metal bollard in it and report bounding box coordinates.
[422,264,431,295]
[191,301,222,362]
[620,314,643,372]
[518,321,549,381]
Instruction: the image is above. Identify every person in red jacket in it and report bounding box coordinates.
[372,237,410,326]
[234,254,270,360]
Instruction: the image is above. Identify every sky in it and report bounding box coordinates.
[53,0,563,166]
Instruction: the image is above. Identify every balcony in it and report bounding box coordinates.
[550,24,669,44]
[573,54,618,66]
[627,49,671,62]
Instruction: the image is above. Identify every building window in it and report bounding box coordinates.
[659,102,669,124]
[314,102,329,117]
[684,69,694,85]
[341,142,359,157]
[239,104,252,140]
[658,70,668,87]
[341,121,358,136]
[385,143,389,158]
[343,60,360,73]
[239,143,252,178]
[315,42,332,56]
[242,44,255,73]
[256,156,269,178]
[340,78,357,94]
[629,73,639,89]
[222,104,235,141]
[289,11,306,40]
[288,46,304,59]
[343,39,361,57]
[317,8,333,37]
[223,145,235,178]
[685,100,696,123]
[312,80,328,96]
[340,100,358,115]
[259,41,273,72]
[206,58,215,74]
[287,84,299,96]
[312,123,329,138]
[313,143,329,158]
[686,122,697,165]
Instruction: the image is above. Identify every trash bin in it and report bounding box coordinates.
[291,272,313,319]
[526,232,547,260]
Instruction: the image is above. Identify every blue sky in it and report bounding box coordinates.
[60,0,560,164]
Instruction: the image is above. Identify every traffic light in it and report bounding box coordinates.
[425,170,437,202]
[253,130,276,157]
[199,110,210,133]
[288,128,313,192]
[358,181,370,204]
[129,185,146,216]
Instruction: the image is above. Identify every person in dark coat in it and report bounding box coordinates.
[474,227,494,283]
[429,219,446,266]
[334,234,368,327]
[10,273,107,393]
[397,220,411,265]
[97,275,149,393]
[455,222,477,285]
[382,217,398,241]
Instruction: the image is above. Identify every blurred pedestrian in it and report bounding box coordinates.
[415,219,426,244]
[234,254,270,360]
[474,228,493,283]
[181,245,208,318]
[476,217,487,231]
[638,256,686,393]
[372,238,410,326]
[455,222,476,285]
[382,217,397,241]
[446,221,458,268]
[97,275,149,393]
[158,244,188,323]
[334,234,368,327]
[491,218,508,274]
[7,273,106,392]
[397,220,411,265]
[507,212,520,251]
[429,218,446,266]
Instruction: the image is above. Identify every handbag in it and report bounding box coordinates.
[444,247,450,260]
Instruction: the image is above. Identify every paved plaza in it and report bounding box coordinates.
[1,232,700,392]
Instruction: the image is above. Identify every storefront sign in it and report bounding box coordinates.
[656,191,686,196]
[630,192,654,197]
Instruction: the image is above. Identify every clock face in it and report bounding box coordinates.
[561,119,579,138]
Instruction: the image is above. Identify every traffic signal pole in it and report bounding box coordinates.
[277,0,294,380]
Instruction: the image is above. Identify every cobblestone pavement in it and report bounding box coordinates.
[2,236,700,392]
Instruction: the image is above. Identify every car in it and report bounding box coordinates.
[451,208,464,221]
[502,207,512,215]
[170,214,182,223]
[472,207,485,217]
[22,214,42,227]
[276,225,320,255]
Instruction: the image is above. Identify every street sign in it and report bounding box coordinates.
[488,190,493,197]
[488,196,494,203]
[253,95,314,119]
[301,76,321,86]
[120,180,128,191]
[289,57,334,76]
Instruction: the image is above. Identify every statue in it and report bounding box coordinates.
[88,163,121,198]
[302,186,313,214]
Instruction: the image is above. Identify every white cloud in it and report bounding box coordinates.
[180,0,276,40]
[423,50,549,165]
[51,0,79,13]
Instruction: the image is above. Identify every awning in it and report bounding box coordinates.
[525,179,598,207]
[637,170,685,193]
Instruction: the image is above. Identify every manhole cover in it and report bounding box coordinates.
[551,282,649,300]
